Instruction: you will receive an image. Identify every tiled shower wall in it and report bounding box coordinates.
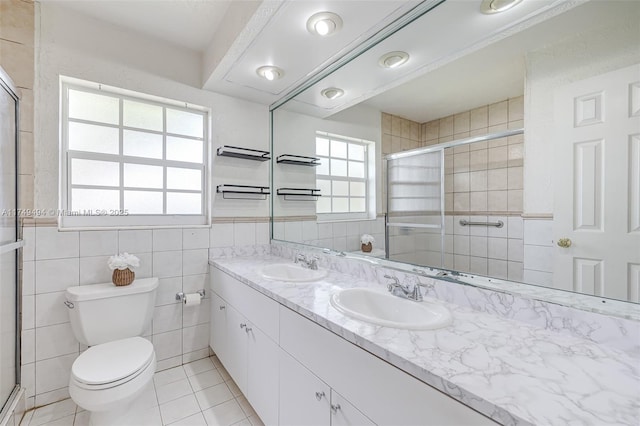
[381,97,526,279]
[20,220,268,410]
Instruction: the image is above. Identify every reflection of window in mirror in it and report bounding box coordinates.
[315,132,375,221]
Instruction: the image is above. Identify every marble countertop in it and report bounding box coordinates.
[210,254,640,426]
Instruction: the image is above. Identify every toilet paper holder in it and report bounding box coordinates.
[175,289,206,302]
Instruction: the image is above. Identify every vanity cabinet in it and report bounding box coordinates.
[280,348,375,426]
[210,266,498,426]
[210,268,280,425]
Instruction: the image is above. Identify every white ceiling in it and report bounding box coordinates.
[43,0,232,52]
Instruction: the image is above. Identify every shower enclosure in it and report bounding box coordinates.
[0,67,21,419]
[386,148,445,267]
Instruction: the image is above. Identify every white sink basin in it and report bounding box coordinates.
[330,288,452,330]
[259,263,328,282]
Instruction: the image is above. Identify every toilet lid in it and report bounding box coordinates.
[72,337,154,385]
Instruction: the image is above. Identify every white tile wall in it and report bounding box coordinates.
[523,219,554,287]
[20,221,267,410]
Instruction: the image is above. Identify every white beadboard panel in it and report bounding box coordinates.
[118,230,152,253]
[153,228,183,252]
[153,250,183,278]
[183,249,209,276]
[183,228,210,250]
[34,353,77,394]
[35,291,68,328]
[156,277,184,306]
[210,224,234,248]
[79,230,118,257]
[23,260,35,295]
[35,323,78,361]
[35,258,79,294]
[523,219,553,247]
[153,303,183,335]
[78,255,112,285]
[524,245,554,273]
[35,227,79,260]
[153,329,183,361]
[182,323,209,354]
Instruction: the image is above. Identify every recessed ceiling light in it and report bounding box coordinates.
[480,0,524,14]
[321,87,344,100]
[306,12,343,37]
[378,51,410,69]
[256,66,284,81]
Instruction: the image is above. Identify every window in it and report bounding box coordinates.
[315,132,375,220]
[60,80,209,228]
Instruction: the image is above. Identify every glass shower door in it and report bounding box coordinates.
[0,68,21,417]
[386,149,444,267]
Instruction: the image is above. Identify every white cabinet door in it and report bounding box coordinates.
[210,293,228,362]
[279,349,330,426]
[246,323,279,426]
[330,390,376,426]
[225,304,248,395]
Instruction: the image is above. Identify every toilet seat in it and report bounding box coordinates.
[71,337,154,390]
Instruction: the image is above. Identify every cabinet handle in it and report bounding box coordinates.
[331,404,341,414]
[315,391,325,401]
[219,305,226,310]
[245,327,252,333]
[240,323,246,329]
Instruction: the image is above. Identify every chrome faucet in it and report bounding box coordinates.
[384,274,423,302]
[294,254,319,270]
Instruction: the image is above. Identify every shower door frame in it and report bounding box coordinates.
[384,128,525,267]
[0,65,22,420]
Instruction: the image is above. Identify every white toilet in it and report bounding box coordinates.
[65,277,159,426]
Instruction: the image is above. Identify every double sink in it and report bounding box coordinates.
[258,263,451,331]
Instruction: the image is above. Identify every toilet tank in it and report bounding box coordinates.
[65,277,159,346]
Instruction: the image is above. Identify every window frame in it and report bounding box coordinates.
[315,131,376,222]
[59,79,211,229]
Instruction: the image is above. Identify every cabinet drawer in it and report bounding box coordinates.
[211,266,279,342]
[280,306,497,426]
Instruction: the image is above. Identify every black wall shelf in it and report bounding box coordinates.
[276,154,320,167]
[217,184,270,200]
[217,145,270,161]
[277,188,321,201]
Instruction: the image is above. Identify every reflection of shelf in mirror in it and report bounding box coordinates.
[216,184,270,200]
[277,188,321,201]
[276,154,320,166]
[217,145,270,161]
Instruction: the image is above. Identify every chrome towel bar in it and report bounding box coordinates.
[459,219,504,228]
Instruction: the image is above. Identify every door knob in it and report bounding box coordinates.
[315,391,325,401]
[330,404,341,414]
[240,323,246,329]
[219,305,226,310]
[557,238,572,248]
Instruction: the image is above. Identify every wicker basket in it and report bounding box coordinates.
[361,242,372,253]
[112,268,135,286]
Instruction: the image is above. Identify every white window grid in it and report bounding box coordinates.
[60,82,209,228]
[315,132,371,220]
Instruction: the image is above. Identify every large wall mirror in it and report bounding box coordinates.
[271,0,640,308]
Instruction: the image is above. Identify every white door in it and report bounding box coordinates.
[553,63,640,301]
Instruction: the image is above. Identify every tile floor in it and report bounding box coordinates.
[19,356,264,426]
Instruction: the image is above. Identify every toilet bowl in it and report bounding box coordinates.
[69,337,156,425]
[65,278,159,426]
